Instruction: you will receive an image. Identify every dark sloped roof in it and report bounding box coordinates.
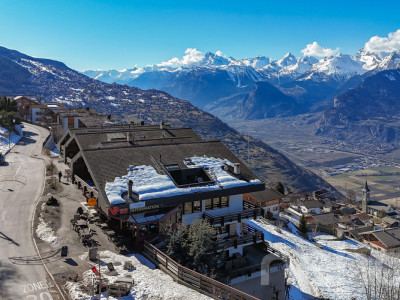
[352,213,371,221]
[301,200,321,209]
[81,140,263,207]
[251,189,283,204]
[340,207,357,215]
[371,228,400,248]
[311,213,339,226]
[348,225,375,239]
[382,216,399,225]
[72,126,202,151]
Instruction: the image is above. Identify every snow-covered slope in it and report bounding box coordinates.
[250,220,400,300]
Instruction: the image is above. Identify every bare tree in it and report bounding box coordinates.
[352,252,400,300]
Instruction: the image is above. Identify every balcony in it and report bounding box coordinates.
[215,223,265,252]
[203,201,264,226]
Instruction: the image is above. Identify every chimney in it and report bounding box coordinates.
[160,121,164,129]
[127,132,133,143]
[128,180,133,198]
[233,163,240,175]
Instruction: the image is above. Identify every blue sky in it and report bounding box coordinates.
[0,0,399,71]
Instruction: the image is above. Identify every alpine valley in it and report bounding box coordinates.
[85,47,400,155]
[0,45,333,193]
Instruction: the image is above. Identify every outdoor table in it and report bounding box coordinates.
[79,228,91,239]
[75,220,87,227]
[99,223,109,230]
[104,229,115,236]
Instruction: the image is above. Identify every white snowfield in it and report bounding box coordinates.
[105,156,261,204]
[0,124,23,155]
[249,220,400,300]
[65,250,211,300]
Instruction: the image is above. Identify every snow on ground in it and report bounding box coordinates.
[105,156,261,204]
[36,204,58,244]
[248,219,400,300]
[65,250,211,300]
[0,124,23,155]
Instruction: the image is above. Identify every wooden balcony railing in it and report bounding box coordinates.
[203,203,264,226]
[143,241,260,300]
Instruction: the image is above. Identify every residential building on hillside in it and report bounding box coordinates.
[43,107,121,141]
[58,123,288,299]
[14,95,63,122]
[361,228,400,252]
[244,188,283,219]
[299,200,321,215]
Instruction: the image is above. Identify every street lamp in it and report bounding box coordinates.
[8,119,15,150]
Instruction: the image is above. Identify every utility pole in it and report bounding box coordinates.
[98,252,102,299]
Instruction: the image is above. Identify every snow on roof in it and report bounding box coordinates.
[105,155,261,205]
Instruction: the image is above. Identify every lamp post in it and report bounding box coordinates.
[8,119,15,150]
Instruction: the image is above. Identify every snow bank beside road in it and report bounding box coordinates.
[0,124,23,154]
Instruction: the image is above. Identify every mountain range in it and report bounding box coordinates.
[0,45,335,193]
[84,49,399,113]
[85,48,400,148]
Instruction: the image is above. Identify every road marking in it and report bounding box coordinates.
[22,280,54,300]
[22,281,50,293]
[15,164,22,177]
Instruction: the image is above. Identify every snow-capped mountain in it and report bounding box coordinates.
[84,47,400,120]
[298,54,364,82]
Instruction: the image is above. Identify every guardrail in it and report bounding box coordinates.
[73,174,98,198]
[143,241,260,300]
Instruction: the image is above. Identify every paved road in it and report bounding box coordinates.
[0,123,57,300]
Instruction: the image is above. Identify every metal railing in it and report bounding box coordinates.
[143,241,260,300]
[215,223,265,252]
[73,174,98,198]
[203,205,264,226]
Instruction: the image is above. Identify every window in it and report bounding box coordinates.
[273,206,278,211]
[193,200,202,212]
[184,201,202,214]
[205,199,212,210]
[212,198,221,209]
[206,197,229,210]
[184,202,193,214]
[221,196,229,208]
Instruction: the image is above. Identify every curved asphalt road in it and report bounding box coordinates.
[0,123,57,300]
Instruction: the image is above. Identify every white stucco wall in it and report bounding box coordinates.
[31,108,41,123]
[74,117,79,128]
[62,118,68,132]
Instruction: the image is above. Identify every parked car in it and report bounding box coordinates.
[0,153,5,165]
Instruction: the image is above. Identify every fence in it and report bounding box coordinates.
[143,241,260,300]
[73,174,98,198]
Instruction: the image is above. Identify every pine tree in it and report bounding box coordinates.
[298,214,309,239]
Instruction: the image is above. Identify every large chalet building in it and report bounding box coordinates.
[59,123,266,252]
[58,123,288,299]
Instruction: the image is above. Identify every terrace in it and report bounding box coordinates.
[203,201,264,226]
